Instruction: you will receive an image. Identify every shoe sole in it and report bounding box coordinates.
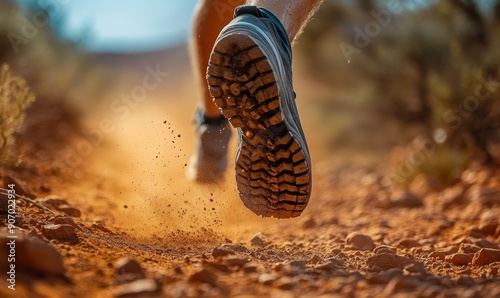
[207,28,311,218]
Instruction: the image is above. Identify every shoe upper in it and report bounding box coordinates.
[233,6,292,63]
[186,109,232,183]
[206,5,312,217]
[219,6,310,166]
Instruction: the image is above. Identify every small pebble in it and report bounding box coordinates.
[225,257,249,267]
[258,273,277,285]
[114,257,144,277]
[42,224,77,240]
[0,231,64,276]
[366,254,413,271]
[301,216,317,229]
[472,248,500,266]
[52,216,82,231]
[346,233,375,251]
[187,269,217,286]
[374,245,397,255]
[314,258,343,272]
[212,247,232,258]
[444,253,474,266]
[113,279,161,298]
[250,233,269,248]
[388,191,423,208]
[397,239,420,249]
[57,204,81,217]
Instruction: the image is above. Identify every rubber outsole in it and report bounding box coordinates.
[207,33,311,218]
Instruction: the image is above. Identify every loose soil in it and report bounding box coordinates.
[0,46,499,298]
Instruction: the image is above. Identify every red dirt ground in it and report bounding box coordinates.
[0,45,499,298]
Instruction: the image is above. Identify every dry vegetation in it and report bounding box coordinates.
[0,64,34,164]
[299,0,500,183]
[0,0,499,297]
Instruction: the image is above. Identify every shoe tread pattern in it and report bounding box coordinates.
[207,34,310,218]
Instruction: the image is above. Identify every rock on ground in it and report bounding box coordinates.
[0,231,64,276]
[472,248,500,266]
[113,279,161,298]
[42,224,77,240]
[367,254,415,271]
[346,233,375,251]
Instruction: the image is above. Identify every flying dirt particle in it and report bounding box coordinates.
[163,121,167,124]
[178,134,181,138]
[124,205,128,209]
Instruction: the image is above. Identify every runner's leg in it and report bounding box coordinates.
[191,0,245,118]
[245,0,323,42]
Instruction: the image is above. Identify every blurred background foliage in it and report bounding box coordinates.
[298,0,500,184]
[0,0,105,110]
[0,0,106,164]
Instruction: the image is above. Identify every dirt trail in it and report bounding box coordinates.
[1,46,499,297]
[68,52,286,246]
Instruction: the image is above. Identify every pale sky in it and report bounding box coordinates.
[19,0,198,52]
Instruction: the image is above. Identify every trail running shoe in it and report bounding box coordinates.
[206,5,312,218]
[186,109,232,183]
